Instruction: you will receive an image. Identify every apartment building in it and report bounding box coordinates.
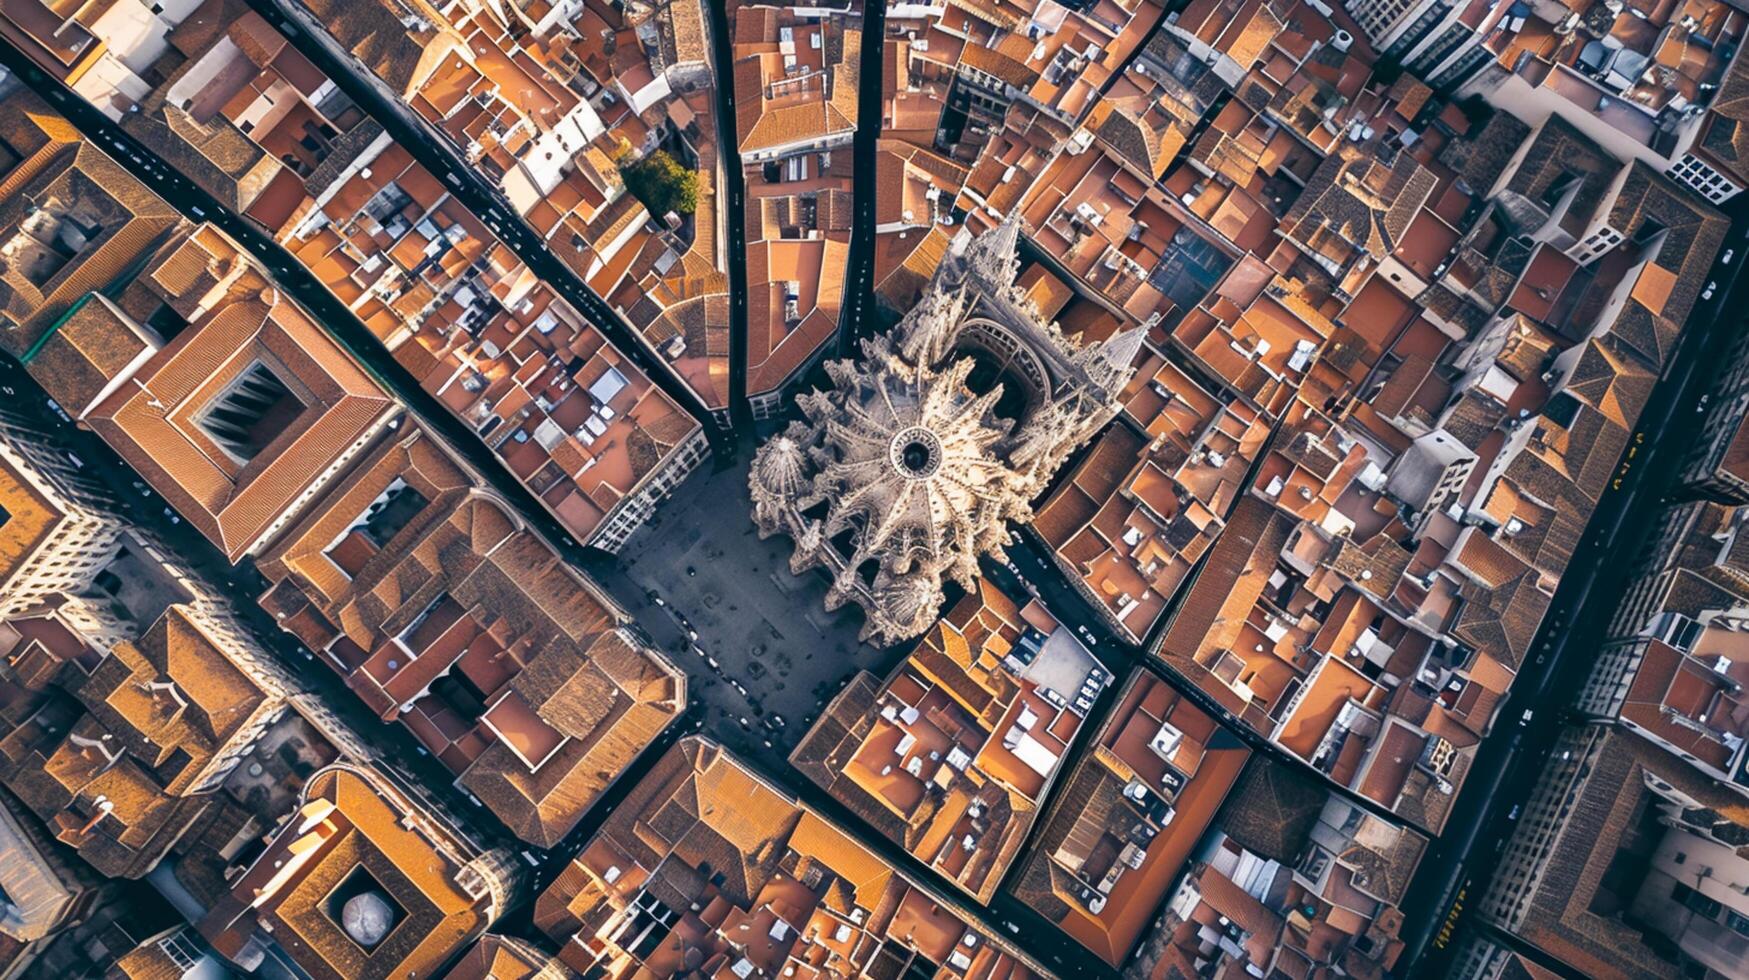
[790,580,1105,902]
[254,419,684,845]
[1473,725,1749,979]
[533,737,1047,979]
[1010,669,1250,965]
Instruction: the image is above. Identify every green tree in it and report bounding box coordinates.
[620,150,699,217]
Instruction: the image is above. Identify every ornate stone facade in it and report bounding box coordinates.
[749,218,1144,644]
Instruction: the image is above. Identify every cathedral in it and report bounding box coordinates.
[748,217,1144,645]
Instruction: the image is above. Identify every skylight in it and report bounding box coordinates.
[195,361,302,463]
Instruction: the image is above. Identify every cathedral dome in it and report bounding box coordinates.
[342,892,396,947]
[748,217,1139,645]
[752,431,808,495]
[877,572,941,636]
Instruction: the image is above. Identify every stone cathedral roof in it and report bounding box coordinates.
[749,218,1141,644]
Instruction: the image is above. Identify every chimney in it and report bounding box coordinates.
[78,796,115,836]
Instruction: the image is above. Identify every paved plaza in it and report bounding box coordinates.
[586,452,907,770]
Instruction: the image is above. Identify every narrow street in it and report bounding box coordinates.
[0,47,654,570]
[240,0,736,458]
[0,45,700,876]
[834,0,888,357]
[701,0,754,432]
[996,421,1415,836]
[0,354,513,853]
[11,0,1743,970]
[0,37,1116,972]
[1395,206,1749,973]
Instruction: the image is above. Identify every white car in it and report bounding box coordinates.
[1703,281,1718,301]
[1725,249,1736,265]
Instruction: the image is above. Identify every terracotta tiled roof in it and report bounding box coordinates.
[1502,117,1620,242]
[208,765,496,980]
[0,123,182,358]
[1699,48,1749,184]
[1602,164,1727,340]
[1282,147,1437,268]
[1220,759,1325,862]
[80,292,397,562]
[1338,813,1427,907]
[295,0,443,93]
[1437,389,1507,453]
[1439,112,1531,197]
[0,444,68,600]
[959,42,1036,89]
[1451,569,1549,672]
[25,294,159,418]
[0,602,282,879]
[1159,497,1293,665]
[255,423,682,846]
[656,0,708,67]
[1564,337,1655,429]
[442,934,578,979]
[465,628,683,846]
[535,738,1042,976]
[1485,727,1749,978]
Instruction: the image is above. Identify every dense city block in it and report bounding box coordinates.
[0,0,1744,977]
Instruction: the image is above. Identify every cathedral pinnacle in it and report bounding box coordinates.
[748,219,1138,645]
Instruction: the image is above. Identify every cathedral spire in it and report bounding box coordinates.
[748,220,1133,646]
[943,211,1024,290]
[964,212,1023,286]
[1079,323,1148,395]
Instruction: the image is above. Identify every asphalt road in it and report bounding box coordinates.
[0,353,510,850]
[0,40,701,877]
[701,0,754,432]
[0,46,677,566]
[1395,206,1749,975]
[997,409,1412,835]
[14,1,1733,972]
[834,0,888,357]
[0,12,1192,978]
[241,0,736,458]
[0,39,1124,971]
